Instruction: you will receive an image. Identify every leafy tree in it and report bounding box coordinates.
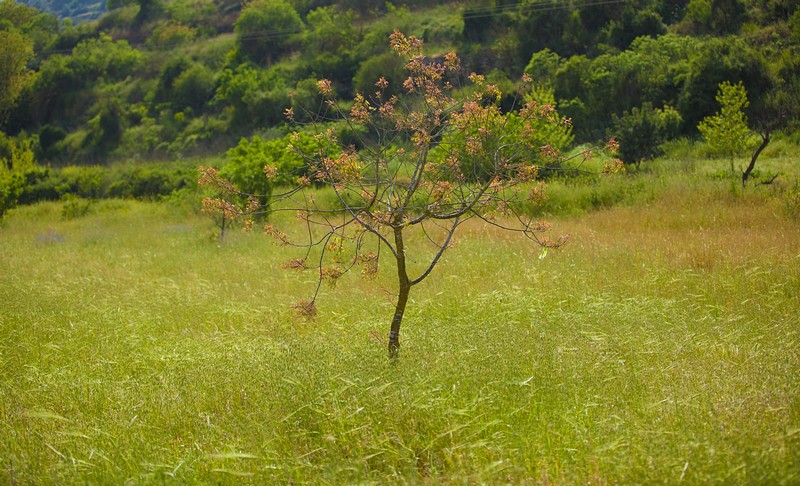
[29,33,142,127]
[515,0,573,58]
[685,0,712,30]
[172,64,216,112]
[678,36,770,131]
[604,8,666,50]
[234,0,304,65]
[523,48,561,87]
[739,50,800,186]
[214,65,291,127]
[654,0,690,23]
[68,34,142,81]
[0,30,34,124]
[698,81,751,174]
[83,98,125,159]
[352,51,406,99]
[710,0,746,34]
[200,31,620,359]
[462,3,500,43]
[220,131,332,201]
[302,6,358,93]
[0,1,59,54]
[0,0,39,26]
[612,102,682,166]
[154,56,192,104]
[684,0,745,33]
[154,59,215,113]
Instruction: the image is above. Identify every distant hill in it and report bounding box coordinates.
[18,0,105,22]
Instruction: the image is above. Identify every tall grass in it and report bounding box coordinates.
[1,163,799,483]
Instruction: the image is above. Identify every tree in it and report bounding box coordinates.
[740,49,800,186]
[698,81,751,175]
[302,6,358,91]
[684,0,744,33]
[0,30,34,124]
[134,0,163,25]
[677,37,770,131]
[213,65,291,127]
[234,0,304,65]
[200,31,620,359]
[604,7,667,50]
[524,49,561,87]
[613,102,682,166]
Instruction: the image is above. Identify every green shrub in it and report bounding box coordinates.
[221,131,333,193]
[20,164,196,204]
[612,103,682,167]
[107,165,195,199]
[234,0,304,64]
[1,136,40,218]
[55,166,106,198]
[60,193,93,220]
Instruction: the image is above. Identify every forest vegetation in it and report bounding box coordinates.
[1,0,798,185]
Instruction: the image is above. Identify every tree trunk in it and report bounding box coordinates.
[389,278,410,360]
[389,226,410,360]
[219,214,228,242]
[742,131,770,187]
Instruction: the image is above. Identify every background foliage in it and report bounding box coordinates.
[1,0,797,173]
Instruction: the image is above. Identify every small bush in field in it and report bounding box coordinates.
[60,194,93,220]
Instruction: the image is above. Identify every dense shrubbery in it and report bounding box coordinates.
[0,135,39,218]
[18,164,196,204]
[0,0,797,192]
[613,103,683,166]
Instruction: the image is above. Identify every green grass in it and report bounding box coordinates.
[1,161,799,483]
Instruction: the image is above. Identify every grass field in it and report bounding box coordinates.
[1,159,799,483]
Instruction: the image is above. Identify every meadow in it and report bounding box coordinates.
[1,155,799,483]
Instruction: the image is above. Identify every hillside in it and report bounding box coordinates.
[1,0,798,170]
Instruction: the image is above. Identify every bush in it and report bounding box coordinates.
[20,164,196,203]
[1,136,41,218]
[60,194,93,220]
[221,131,334,193]
[107,166,193,199]
[234,0,304,65]
[213,65,292,127]
[612,103,682,167]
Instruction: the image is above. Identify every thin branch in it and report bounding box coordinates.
[410,215,463,286]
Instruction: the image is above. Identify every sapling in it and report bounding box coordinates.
[200,31,621,358]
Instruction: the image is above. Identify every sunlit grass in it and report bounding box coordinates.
[1,165,799,483]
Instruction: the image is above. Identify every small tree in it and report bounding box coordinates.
[200,31,619,359]
[698,81,751,175]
